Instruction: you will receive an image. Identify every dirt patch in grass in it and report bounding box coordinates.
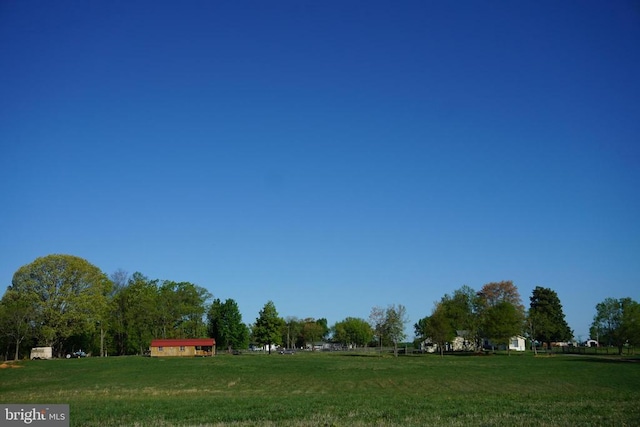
[0,361,23,369]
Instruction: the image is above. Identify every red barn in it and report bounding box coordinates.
[150,338,215,357]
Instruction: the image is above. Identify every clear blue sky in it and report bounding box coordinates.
[1,1,638,341]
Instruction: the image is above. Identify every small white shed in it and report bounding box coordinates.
[30,347,53,360]
[508,336,526,352]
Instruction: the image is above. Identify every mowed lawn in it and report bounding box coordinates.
[1,352,638,426]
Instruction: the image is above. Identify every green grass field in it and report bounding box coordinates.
[1,352,638,426]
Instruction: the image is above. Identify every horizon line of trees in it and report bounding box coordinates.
[414,281,574,356]
[1,254,638,360]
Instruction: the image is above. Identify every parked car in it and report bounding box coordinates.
[279,349,295,355]
[66,350,87,358]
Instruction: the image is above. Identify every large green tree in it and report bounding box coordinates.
[301,318,329,350]
[482,301,523,354]
[108,270,130,356]
[440,286,483,351]
[0,289,38,360]
[207,298,249,352]
[10,254,112,356]
[332,317,373,348]
[111,272,159,355]
[253,301,284,354]
[478,281,524,353]
[108,272,212,355]
[528,286,572,350]
[157,281,211,339]
[415,302,456,357]
[385,304,408,357]
[369,305,408,356]
[283,317,304,349]
[591,297,640,355]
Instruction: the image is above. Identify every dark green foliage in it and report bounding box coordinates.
[529,286,572,348]
[315,318,329,340]
[332,317,373,347]
[9,254,112,356]
[157,281,211,339]
[482,301,524,354]
[110,272,159,355]
[4,254,239,358]
[0,289,38,360]
[301,318,328,349]
[477,281,525,353]
[415,303,456,356]
[283,317,305,349]
[207,298,249,352]
[416,283,525,355]
[591,297,640,355]
[385,304,408,356]
[107,273,212,355]
[369,305,408,355]
[253,300,284,353]
[440,286,483,350]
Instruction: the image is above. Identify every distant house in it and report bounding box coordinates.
[484,336,526,352]
[508,336,526,352]
[250,344,278,352]
[449,331,475,351]
[306,342,331,351]
[422,335,526,353]
[419,339,438,353]
[150,338,215,357]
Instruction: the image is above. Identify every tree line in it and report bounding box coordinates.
[415,281,640,356]
[414,281,571,356]
[0,254,369,358]
[1,254,638,359]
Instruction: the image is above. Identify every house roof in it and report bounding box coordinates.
[150,338,215,347]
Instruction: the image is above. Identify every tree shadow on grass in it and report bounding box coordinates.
[558,354,639,364]
[337,352,391,358]
[446,351,499,357]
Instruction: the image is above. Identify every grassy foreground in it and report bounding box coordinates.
[1,352,639,426]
